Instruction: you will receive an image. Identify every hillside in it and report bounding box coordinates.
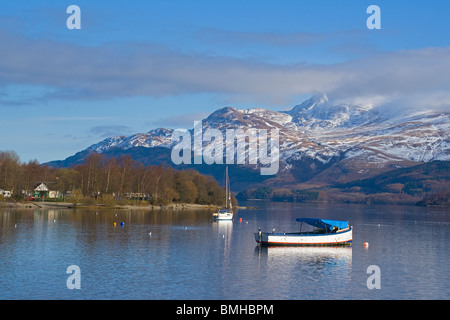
[329,160,450,205]
[237,161,450,205]
[45,95,450,200]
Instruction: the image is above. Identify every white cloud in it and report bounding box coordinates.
[1,29,449,111]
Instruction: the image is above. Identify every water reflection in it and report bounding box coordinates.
[255,246,352,285]
[1,203,448,299]
[213,220,233,256]
[255,246,352,265]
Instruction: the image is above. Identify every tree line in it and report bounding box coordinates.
[236,186,320,202]
[0,150,233,206]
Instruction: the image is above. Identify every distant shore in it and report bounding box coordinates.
[0,200,221,211]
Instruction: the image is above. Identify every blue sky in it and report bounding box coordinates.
[1,0,449,163]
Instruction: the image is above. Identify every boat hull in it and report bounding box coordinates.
[213,212,233,220]
[254,227,352,246]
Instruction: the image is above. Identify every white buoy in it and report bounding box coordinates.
[148,232,152,237]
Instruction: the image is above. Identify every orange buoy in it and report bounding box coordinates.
[239,218,243,222]
[363,241,369,248]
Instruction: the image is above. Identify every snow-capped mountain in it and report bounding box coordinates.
[87,128,173,153]
[286,94,383,130]
[48,95,450,187]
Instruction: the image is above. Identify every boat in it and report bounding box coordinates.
[254,218,352,246]
[212,167,233,221]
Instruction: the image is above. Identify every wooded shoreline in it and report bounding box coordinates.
[0,151,238,208]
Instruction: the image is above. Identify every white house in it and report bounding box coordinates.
[33,183,63,199]
[34,183,49,198]
[49,190,64,198]
[0,189,12,198]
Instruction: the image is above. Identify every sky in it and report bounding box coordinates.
[1,0,449,163]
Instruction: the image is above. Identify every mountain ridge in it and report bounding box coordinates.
[46,95,450,194]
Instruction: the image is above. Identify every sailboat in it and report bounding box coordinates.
[212,166,233,221]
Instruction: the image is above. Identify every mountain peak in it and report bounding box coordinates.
[87,136,127,153]
[203,106,250,128]
[287,94,329,115]
[148,127,173,137]
[48,96,449,186]
[285,94,380,129]
[304,93,329,108]
[207,106,238,117]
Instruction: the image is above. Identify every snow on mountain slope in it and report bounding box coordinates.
[58,95,449,184]
[88,128,174,153]
[87,136,127,153]
[285,94,383,130]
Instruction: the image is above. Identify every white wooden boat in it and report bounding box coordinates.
[254,218,352,246]
[212,167,233,221]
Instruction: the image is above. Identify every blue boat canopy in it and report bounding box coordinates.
[296,218,348,232]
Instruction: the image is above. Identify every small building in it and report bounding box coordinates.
[34,183,49,199]
[0,189,12,198]
[49,190,63,199]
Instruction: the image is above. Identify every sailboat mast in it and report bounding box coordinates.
[225,166,228,209]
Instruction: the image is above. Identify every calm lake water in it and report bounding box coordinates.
[0,202,448,300]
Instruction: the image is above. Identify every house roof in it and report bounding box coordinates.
[34,183,49,191]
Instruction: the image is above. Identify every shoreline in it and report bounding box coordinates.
[0,200,219,210]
